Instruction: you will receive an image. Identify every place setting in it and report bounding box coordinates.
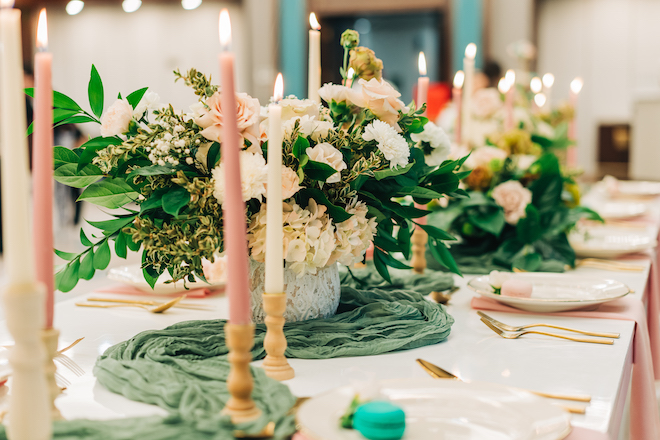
[1,1,660,440]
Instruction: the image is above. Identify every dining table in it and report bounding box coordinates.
[0,180,659,440]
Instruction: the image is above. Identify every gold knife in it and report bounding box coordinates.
[416,358,591,403]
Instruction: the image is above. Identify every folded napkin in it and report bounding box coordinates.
[94,284,224,298]
[471,295,660,440]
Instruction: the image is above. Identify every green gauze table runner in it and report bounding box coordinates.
[0,276,454,440]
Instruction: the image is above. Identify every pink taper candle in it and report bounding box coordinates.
[33,9,55,329]
[415,52,429,224]
[416,52,429,116]
[219,9,251,325]
[452,71,464,145]
[567,77,583,168]
[504,69,515,131]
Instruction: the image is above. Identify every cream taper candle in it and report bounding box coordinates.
[416,52,429,116]
[265,74,284,294]
[461,43,476,146]
[308,12,321,103]
[452,71,464,145]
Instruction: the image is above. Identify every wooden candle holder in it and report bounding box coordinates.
[411,228,428,274]
[221,323,262,423]
[41,327,63,419]
[4,282,52,440]
[262,293,294,381]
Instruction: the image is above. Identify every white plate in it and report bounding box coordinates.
[611,180,660,199]
[569,227,657,259]
[467,273,630,312]
[297,378,572,440]
[588,201,648,220]
[107,264,225,294]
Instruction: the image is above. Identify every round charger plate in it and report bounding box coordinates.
[467,273,630,313]
[568,227,657,259]
[107,264,225,294]
[588,201,648,220]
[611,180,660,199]
[297,378,572,440]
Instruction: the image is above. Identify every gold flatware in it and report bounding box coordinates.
[481,318,614,345]
[576,259,644,272]
[477,311,620,339]
[76,295,186,313]
[58,337,85,355]
[416,359,592,405]
[85,297,214,311]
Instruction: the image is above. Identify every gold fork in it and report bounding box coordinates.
[576,259,645,272]
[478,311,620,339]
[481,318,614,345]
[76,295,186,313]
[86,297,214,311]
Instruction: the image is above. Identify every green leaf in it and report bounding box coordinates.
[80,229,93,247]
[373,249,393,284]
[54,115,97,128]
[162,186,191,216]
[374,162,414,180]
[115,232,128,259]
[298,188,352,222]
[126,233,141,251]
[292,136,310,158]
[87,215,136,234]
[531,173,563,212]
[54,163,104,188]
[531,134,553,149]
[207,142,221,170]
[375,248,412,270]
[54,91,83,112]
[516,205,542,244]
[127,165,176,179]
[54,249,78,261]
[142,251,161,290]
[395,187,444,199]
[419,224,456,241]
[126,87,148,109]
[512,252,542,272]
[57,259,80,292]
[93,240,111,270]
[88,65,104,119]
[303,160,338,181]
[77,136,123,171]
[53,146,80,169]
[428,238,462,276]
[78,178,139,208]
[467,208,506,236]
[397,222,412,259]
[79,251,96,281]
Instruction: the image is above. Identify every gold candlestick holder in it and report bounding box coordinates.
[222,323,262,424]
[41,327,63,419]
[261,293,294,381]
[411,228,428,274]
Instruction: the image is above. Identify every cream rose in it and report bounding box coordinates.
[489,270,511,289]
[491,180,532,225]
[306,142,347,183]
[351,78,408,130]
[100,99,133,137]
[471,88,503,119]
[279,97,320,121]
[281,166,302,199]
[283,115,333,142]
[318,83,354,104]
[195,91,261,147]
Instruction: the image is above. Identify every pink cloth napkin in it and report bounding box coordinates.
[93,284,224,298]
[471,295,660,440]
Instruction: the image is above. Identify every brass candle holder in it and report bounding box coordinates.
[261,293,294,381]
[411,228,428,274]
[41,327,63,419]
[221,323,262,423]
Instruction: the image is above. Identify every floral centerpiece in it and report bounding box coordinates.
[51,29,465,297]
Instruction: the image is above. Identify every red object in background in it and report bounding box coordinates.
[412,82,451,122]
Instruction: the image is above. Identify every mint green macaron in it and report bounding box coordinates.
[353,401,406,440]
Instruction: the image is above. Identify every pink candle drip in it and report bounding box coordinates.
[416,77,429,117]
[33,50,54,329]
[453,88,462,145]
[219,51,251,325]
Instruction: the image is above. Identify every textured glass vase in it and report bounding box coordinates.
[248,258,341,323]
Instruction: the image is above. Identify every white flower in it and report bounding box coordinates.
[284,115,334,142]
[100,99,133,137]
[328,199,378,266]
[411,122,452,166]
[202,254,227,283]
[306,142,347,183]
[318,83,354,104]
[362,120,410,169]
[212,151,268,204]
[133,91,161,119]
[286,239,307,262]
[466,146,508,169]
[471,88,503,119]
[281,166,302,199]
[279,97,319,121]
[491,180,532,225]
[489,270,511,289]
[515,154,536,171]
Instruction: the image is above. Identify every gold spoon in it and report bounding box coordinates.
[76,295,186,313]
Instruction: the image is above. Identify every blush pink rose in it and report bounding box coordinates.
[100,99,133,137]
[281,166,302,199]
[195,91,261,147]
[350,78,408,130]
[491,180,532,225]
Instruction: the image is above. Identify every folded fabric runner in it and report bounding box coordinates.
[0,278,454,440]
